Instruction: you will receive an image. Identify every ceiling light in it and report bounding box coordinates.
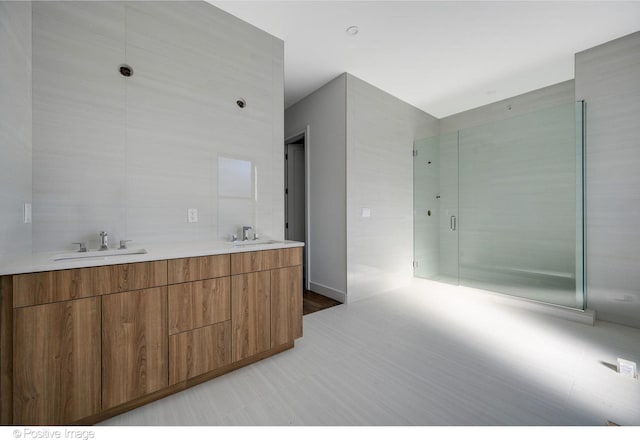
[346,26,359,36]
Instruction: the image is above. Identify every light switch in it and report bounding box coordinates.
[361,207,371,218]
[23,203,32,224]
[187,208,198,223]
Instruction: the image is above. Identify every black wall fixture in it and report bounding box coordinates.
[236,98,246,109]
[119,64,133,77]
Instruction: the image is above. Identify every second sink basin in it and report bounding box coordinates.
[52,248,147,261]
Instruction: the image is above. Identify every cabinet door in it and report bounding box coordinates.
[231,272,270,362]
[102,287,168,410]
[13,297,101,425]
[271,266,303,347]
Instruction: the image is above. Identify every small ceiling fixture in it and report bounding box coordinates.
[346,26,359,36]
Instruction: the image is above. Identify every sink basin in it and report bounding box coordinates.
[232,239,282,247]
[52,248,147,261]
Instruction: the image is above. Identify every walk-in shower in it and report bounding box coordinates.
[414,102,585,309]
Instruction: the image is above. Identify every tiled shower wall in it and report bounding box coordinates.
[31,1,284,252]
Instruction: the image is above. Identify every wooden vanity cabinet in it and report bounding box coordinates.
[1,246,303,425]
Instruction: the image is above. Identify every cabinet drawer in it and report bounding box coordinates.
[13,261,167,308]
[167,255,230,284]
[168,277,230,335]
[273,247,303,268]
[230,247,302,275]
[169,321,231,385]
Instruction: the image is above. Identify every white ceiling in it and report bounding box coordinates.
[209,1,640,118]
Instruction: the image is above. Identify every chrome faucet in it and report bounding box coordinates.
[99,231,109,250]
[242,225,253,241]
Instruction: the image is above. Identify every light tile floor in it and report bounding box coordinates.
[101,278,640,427]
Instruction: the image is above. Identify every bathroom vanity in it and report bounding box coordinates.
[0,241,303,425]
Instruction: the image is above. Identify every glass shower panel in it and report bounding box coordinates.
[413,133,458,285]
[457,103,581,308]
[413,136,440,279]
[437,132,459,284]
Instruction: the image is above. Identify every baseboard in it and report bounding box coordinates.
[309,282,346,303]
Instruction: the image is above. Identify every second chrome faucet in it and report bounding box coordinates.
[99,231,109,250]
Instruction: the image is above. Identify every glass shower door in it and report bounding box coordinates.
[413,133,458,285]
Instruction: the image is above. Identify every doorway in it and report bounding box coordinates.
[285,130,343,314]
[285,132,308,288]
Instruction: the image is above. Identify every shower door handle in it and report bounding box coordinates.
[450,215,456,231]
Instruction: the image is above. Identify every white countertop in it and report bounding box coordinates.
[0,239,304,276]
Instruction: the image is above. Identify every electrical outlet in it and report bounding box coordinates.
[23,203,32,224]
[187,208,198,223]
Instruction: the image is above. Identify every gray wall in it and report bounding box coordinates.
[285,74,347,302]
[30,1,284,252]
[346,74,439,302]
[576,31,640,328]
[285,73,439,304]
[441,80,575,134]
[0,1,32,260]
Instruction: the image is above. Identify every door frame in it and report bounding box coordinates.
[285,126,311,290]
